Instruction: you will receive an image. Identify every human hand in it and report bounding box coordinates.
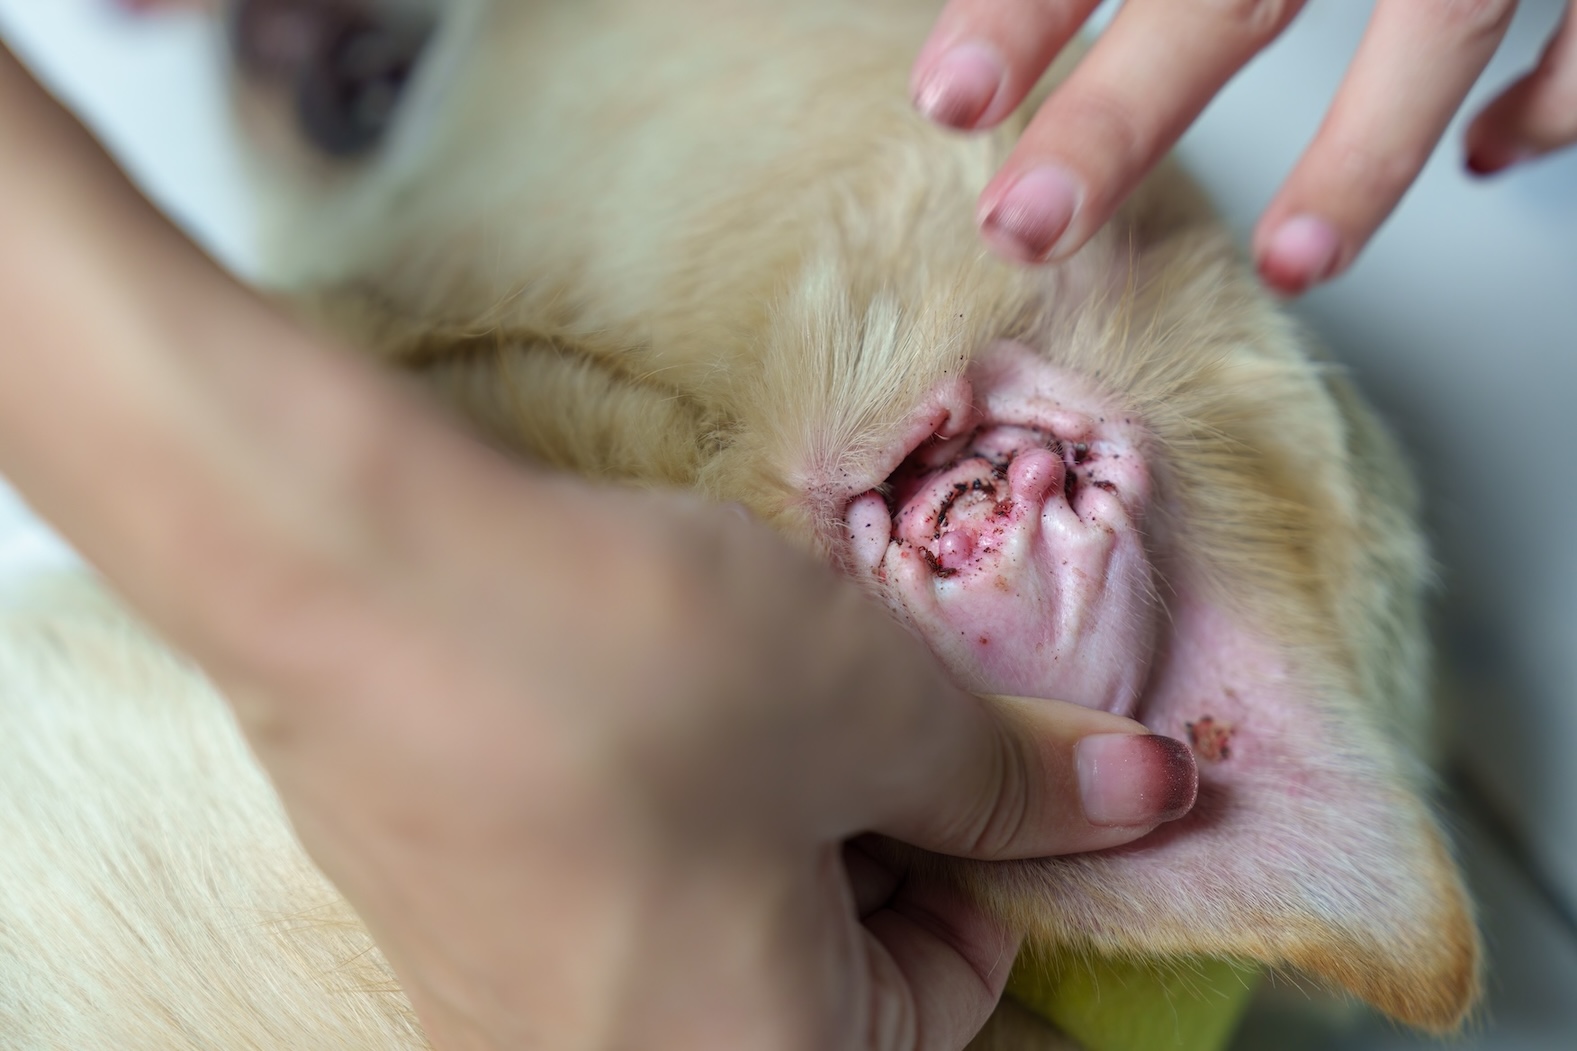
[214,474,1197,1051]
[0,42,1196,1051]
[912,0,1577,294]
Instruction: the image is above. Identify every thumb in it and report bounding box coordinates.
[873,692,1197,860]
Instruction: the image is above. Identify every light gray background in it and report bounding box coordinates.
[2,2,1573,1046]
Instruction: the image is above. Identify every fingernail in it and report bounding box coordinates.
[1076,733,1197,827]
[1257,214,1342,295]
[1466,141,1535,177]
[979,165,1083,263]
[913,41,1005,129]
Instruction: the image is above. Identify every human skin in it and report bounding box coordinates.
[913,0,1577,293]
[0,41,1195,1051]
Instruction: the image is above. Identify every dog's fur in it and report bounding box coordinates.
[0,1,1479,1047]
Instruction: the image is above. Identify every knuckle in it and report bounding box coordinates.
[866,955,919,1051]
[1525,67,1577,144]
[1533,109,1577,147]
[1431,0,1519,42]
[1324,134,1427,209]
[960,721,1034,857]
[1048,81,1150,177]
[1197,0,1303,40]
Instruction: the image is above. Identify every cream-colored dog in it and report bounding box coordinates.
[0,2,1477,1048]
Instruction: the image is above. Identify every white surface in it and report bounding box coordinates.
[0,483,81,594]
[0,0,258,275]
[1,1,1574,1045]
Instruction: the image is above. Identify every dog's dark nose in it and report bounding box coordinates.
[229,0,434,158]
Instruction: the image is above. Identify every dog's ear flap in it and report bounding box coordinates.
[966,590,1480,1030]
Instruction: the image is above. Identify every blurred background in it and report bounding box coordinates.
[1,1,1573,1046]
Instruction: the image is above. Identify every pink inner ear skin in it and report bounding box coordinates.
[837,342,1479,1031]
[1006,588,1479,1031]
[846,341,1160,716]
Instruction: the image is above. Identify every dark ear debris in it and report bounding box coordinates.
[1185,715,1235,763]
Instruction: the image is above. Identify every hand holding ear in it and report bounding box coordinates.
[914,0,1576,294]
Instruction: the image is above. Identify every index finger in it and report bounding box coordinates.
[974,0,1308,264]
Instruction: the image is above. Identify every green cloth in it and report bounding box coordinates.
[1006,947,1260,1051]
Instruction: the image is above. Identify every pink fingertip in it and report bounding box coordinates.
[1466,141,1535,177]
[912,41,1006,130]
[1258,214,1342,295]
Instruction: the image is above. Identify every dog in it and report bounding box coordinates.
[0,2,1478,1047]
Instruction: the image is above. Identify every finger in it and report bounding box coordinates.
[862,867,1022,1050]
[1465,8,1577,174]
[911,0,1101,131]
[1255,0,1517,294]
[976,0,1307,265]
[867,692,1197,862]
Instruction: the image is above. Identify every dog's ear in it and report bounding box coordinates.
[951,240,1478,1031]
[736,237,1479,1030]
[982,585,1478,1031]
